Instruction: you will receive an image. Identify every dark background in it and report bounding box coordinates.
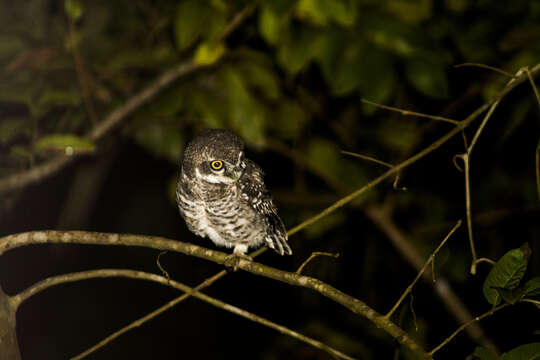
[1,1,539,359]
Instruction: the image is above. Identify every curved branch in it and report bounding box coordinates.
[0,230,430,359]
[11,269,356,360]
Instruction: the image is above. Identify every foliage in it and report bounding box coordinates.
[1,0,539,359]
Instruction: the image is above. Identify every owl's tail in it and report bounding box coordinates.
[264,214,292,255]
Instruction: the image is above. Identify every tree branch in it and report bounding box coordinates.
[0,3,255,194]
[10,269,356,360]
[0,230,430,359]
[0,285,21,360]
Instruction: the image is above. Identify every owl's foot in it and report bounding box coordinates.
[224,248,252,271]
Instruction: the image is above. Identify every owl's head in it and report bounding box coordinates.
[181,129,246,185]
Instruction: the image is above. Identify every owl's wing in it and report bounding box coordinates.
[239,160,292,255]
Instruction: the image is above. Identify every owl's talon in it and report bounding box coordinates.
[224,253,252,271]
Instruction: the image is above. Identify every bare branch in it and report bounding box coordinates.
[365,206,499,354]
[429,303,510,356]
[11,269,356,360]
[454,63,515,78]
[296,251,340,275]
[385,220,462,318]
[0,230,430,359]
[459,68,526,274]
[0,285,21,360]
[360,98,460,125]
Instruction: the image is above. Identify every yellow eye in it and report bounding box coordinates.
[210,160,223,170]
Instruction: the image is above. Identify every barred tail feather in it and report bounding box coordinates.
[264,214,292,255]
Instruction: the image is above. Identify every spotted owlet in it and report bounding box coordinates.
[176,129,292,257]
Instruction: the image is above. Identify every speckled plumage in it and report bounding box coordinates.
[176,129,292,256]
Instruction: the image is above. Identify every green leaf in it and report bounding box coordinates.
[473,346,498,360]
[501,343,540,360]
[220,67,265,144]
[174,0,227,50]
[133,123,184,163]
[483,243,531,305]
[193,41,225,65]
[33,88,81,117]
[64,0,83,21]
[405,59,448,99]
[296,0,354,27]
[236,53,281,100]
[174,0,206,50]
[259,5,290,45]
[494,286,527,305]
[271,100,307,139]
[523,277,540,298]
[278,27,325,74]
[36,134,95,155]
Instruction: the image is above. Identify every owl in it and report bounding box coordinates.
[176,129,292,257]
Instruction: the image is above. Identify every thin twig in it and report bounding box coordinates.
[10,269,356,360]
[341,150,394,168]
[461,69,524,275]
[0,231,430,359]
[365,206,499,354]
[296,252,340,275]
[475,258,496,266]
[454,63,515,78]
[385,220,462,319]
[360,98,460,125]
[341,150,406,191]
[4,63,538,358]
[429,303,510,356]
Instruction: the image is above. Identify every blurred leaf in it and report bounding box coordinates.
[0,118,30,144]
[36,134,95,153]
[501,343,540,360]
[259,5,290,45]
[174,0,227,51]
[106,44,175,70]
[221,67,265,144]
[405,59,448,99]
[236,52,281,100]
[174,0,207,50]
[194,41,225,65]
[304,210,345,239]
[385,0,432,24]
[473,346,498,360]
[523,277,540,298]
[64,0,83,21]
[365,16,418,57]
[278,27,325,74]
[133,123,184,163]
[296,0,354,27]
[306,138,367,188]
[271,100,308,139]
[483,243,531,305]
[33,87,81,117]
[0,35,26,62]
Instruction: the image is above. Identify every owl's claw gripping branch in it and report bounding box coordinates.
[224,253,253,271]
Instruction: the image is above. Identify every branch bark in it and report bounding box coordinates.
[11,269,356,360]
[0,285,21,360]
[0,230,431,359]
